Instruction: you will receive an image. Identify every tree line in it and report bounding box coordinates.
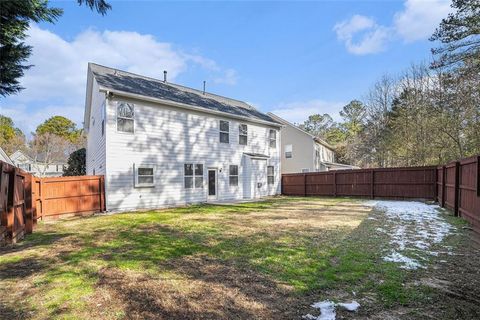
[299,0,479,168]
[0,114,86,176]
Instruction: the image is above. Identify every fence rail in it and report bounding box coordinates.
[0,160,105,245]
[282,155,480,235]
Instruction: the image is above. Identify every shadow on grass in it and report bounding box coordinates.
[0,198,383,318]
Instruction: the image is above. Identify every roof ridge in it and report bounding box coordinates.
[88,62,253,109]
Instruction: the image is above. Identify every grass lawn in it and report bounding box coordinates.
[1,197,479,319]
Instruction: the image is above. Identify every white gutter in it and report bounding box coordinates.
[99,87,282,128]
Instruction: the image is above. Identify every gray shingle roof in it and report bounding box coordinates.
[90,63,280,124]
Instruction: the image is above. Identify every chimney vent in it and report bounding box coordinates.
[163,70,167,82]
[203,81,206,95]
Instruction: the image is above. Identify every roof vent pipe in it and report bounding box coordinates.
[203,81,206,95]
[163,70,167,82]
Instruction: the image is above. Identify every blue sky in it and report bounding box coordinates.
[0,0,452,134]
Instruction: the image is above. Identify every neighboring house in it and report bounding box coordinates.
[9,150,66,177]
[84,63,282,212]
[267,113,358,173]
[0,147,14,165]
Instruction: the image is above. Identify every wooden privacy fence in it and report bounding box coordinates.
[0,160,105,245]
[282,155,480,235]
[282,166,436,199]
[437,156,480,234]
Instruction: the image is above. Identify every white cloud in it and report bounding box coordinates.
[334,0,453,54]
[270,100,346,124]
[2,24,236,134]
[394,0,452,42]
[333,15,391,55]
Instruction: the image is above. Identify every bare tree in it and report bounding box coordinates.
[29,133,70,177]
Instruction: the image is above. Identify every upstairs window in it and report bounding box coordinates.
[135,164,155,187]
[267,166,274,185]
[285,144,293,158]
[184,164,204,189]
[219,120,229,143]
[269,129,276,148]
[229,165,238,186]
[117,102,134,133]
[239,124,248,145]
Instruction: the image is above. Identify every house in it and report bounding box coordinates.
[9,150,66,177]
[267,113,358,173]
[0,147,14,165]
[84,63,282,212]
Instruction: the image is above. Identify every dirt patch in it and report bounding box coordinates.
[91,255,300,319]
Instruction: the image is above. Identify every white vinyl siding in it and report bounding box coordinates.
[102,98,281,211]
[86,78,107,177]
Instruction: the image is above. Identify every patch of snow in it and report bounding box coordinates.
[304,300,360,320]
[366,200,455,269]
[383,251,423,270]
[337,301,360,311]
[311,301,336,320]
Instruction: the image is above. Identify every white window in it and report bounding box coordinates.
[267,166,274,185]
[239,124,247,145]
[184,163,204,189]
[285,144,293,158]
[135,164,155,187]
[219,120,229,143]
[269,129,277,148]
[229,165,239,186]
[117,102,134,133]
[302,168,310,173]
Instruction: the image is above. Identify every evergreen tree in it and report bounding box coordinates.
[0,0,110,97]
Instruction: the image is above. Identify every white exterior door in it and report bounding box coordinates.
[252,160,267,198]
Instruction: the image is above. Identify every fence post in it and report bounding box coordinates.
[32,178,38,226]
[441,166,446,208]
[24,173,33,234]
[434,167,438,201]
[371,169,375,199]
[477,156,480,197]
[6,167,16,242]
[333,171,337,197]
[303,173,307,197]
[99,176,105,212]
[454,161,460,217]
